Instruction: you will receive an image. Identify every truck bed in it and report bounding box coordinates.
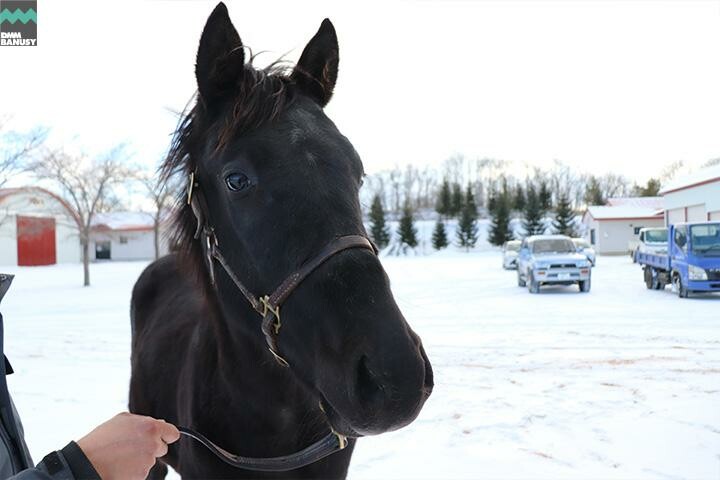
[636,251,670,270]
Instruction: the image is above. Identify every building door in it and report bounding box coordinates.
[16,216,57,266]
[95,241,111,260]
[686,204,706,223]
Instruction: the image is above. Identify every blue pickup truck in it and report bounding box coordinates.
[637,222,720,298]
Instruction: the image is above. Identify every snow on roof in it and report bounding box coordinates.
[660,164,720,195]
[606,196,663,209]
[91,211,156,231]
[585,205,663,220]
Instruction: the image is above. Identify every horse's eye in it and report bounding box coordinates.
[225,173,251,192]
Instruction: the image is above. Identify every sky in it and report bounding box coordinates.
[2,0,720,183]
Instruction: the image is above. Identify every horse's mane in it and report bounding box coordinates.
[160,58,295,274]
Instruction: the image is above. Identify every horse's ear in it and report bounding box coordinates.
[291,19,339,107]
[195,2,245,104]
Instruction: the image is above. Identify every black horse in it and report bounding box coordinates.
[129,3,433,478]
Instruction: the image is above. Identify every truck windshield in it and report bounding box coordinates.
[691,224,720,257]
[532,239,575,254]
[645,229,668,243]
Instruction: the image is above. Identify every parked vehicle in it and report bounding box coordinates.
[637,222,720,298]
[572,238,596,266]
[517,235,593,293]
[631,227,668,262]
[502,240,521,269]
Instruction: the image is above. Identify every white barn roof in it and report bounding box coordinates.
[660,164,720,195]
[585,205,663,221]
[91,212,155,232]
[606,197,663,209]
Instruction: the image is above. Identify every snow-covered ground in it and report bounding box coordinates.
[1,251,718,479]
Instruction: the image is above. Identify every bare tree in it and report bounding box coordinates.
[703,158,720,168]
[660,160,685,184]
[31,147,129,286]
[0,117,46,187]
[134,168,179,260]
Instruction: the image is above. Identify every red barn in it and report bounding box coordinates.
[0,187,80,266]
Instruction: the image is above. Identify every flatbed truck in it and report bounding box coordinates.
[636,222,720,298]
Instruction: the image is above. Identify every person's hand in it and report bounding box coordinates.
[76,412,180,480]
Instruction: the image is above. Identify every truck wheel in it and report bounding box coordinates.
[517,270,526,287]
[674,276,689,298]
[528,273,539,294]
[644,267,654,289]
[579,278,591,293]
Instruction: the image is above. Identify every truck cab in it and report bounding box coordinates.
[632,227,668,263]
[669,222,720,297]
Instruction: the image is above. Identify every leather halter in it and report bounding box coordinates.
[187,172,377,367]
[180,172,376,471]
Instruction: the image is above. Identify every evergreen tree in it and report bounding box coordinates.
[398,204,418,248]
[513,185,526,212]
[552,192,577,236]
[464,183,478,217]
[487,186,498,215]
[456,188,479,251]
[539,180,552,212]
[435,179,452,217]
[450,182,463,217]
[369,194,390,248]
[522,184,545,237]
[488,192,513,246]
[584,176,605,205]
[632,177,661,197]
[431,218,448,250]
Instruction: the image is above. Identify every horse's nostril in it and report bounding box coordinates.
[356,355,385,406]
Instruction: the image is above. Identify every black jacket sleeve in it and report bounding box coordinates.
[7,442,100,480]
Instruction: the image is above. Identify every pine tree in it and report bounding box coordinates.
[435,179,452,217]
[552,192,577,236]
[584,176,605,205]
[450,183,463,217]
[464,183,478,217]
[539,180,552,212]
[487,186,498,215]
[398,204,418,248]
[632,178,661,197]
[489,192,513,246]
[369,194,390,248]
[456,187,479,251]
[431,218,448,250]
[513,185,525,212]
[522,184,545,237]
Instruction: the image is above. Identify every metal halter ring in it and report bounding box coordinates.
[259,295,282,334]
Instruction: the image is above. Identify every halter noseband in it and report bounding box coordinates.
[187,172,378,368]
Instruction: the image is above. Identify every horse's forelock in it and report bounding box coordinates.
[160,59,296,277]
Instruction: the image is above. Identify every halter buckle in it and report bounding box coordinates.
[260,295,281,334]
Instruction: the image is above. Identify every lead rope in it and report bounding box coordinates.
[178,426,347,472]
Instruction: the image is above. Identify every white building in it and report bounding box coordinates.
[582,197,664,254]
[660,164,720,225]
[90,212,170,261]
[0,187,81,266]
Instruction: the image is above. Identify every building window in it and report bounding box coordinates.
[590,229,596,245]
[633,226,644,235]
[119,236,128,244]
